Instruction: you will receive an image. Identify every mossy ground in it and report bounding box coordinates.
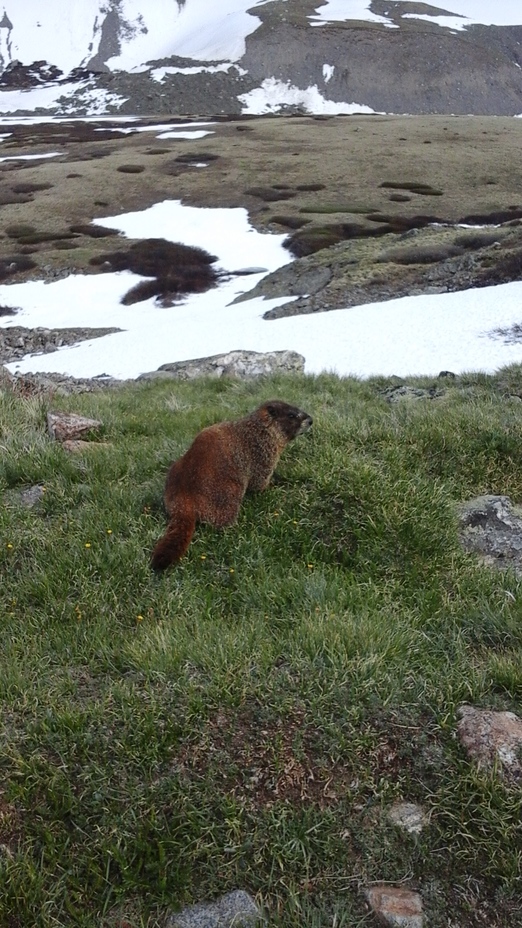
[1,371,522,926]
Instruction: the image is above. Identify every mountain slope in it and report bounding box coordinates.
[0,1,521,116]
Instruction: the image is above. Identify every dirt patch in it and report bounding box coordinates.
[175,705,353,810]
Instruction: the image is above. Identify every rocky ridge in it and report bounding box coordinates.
[1,1,522,117]
[238,219,522,319]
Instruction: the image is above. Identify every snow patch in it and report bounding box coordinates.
[0,151,62,162]
[323,64,335,83]
[151,64,246,81]
[156,129,214,140]
[238,78,377,115]
[310,1,397,28]
[0,80,127,115]
[401,13,471,31]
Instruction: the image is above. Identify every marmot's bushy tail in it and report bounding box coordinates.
[150,507,196,571]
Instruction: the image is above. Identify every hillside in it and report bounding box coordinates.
[1,1,522,117]
[1,369,522,927]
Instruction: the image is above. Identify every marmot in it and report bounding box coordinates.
[150,399,313,570]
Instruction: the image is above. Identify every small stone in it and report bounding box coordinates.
[165,890,263,928]
[457,704,522,780]
[365,885,424,928]
[388,801,429,834]
[47,411,103,442]
[19,485,45,508]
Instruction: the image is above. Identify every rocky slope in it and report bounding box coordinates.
[1,1,522,117]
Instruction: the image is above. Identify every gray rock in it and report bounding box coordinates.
[232,263,332,307]
[0,364,14,388]
[365,885,424,928]
[139,350,305,381]
[166,890,263,928]
[19,485,46,508]
[380,385,443,403]
[0,326,121,364]
[457,705,522,781]
[388,801,429,835]
[47,411,103,442]
[458,494,522,573]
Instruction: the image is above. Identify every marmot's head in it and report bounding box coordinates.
[259,400,313,440]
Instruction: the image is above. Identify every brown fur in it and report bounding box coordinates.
[151,400,313,570]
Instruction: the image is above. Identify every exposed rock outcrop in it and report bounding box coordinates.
[458,494,522,573]
[138,349,305,381]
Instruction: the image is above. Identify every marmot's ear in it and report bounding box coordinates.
[265,404,277,418]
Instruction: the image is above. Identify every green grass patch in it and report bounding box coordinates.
[1,372,522,926]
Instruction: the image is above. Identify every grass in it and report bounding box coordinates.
[1,371,522,927]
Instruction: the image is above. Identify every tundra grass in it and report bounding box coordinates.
[1,372,522,927]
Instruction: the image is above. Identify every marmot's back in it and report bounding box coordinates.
[151,400,312,570]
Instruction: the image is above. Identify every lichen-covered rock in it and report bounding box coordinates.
[380,384,443,403]
[388,801,429,835]
[47,411,103,442]
[138,350,305,381]
[458,494,522,573]
[165,890,263,928]
[457,705,522,781]
[365,885,424,928]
